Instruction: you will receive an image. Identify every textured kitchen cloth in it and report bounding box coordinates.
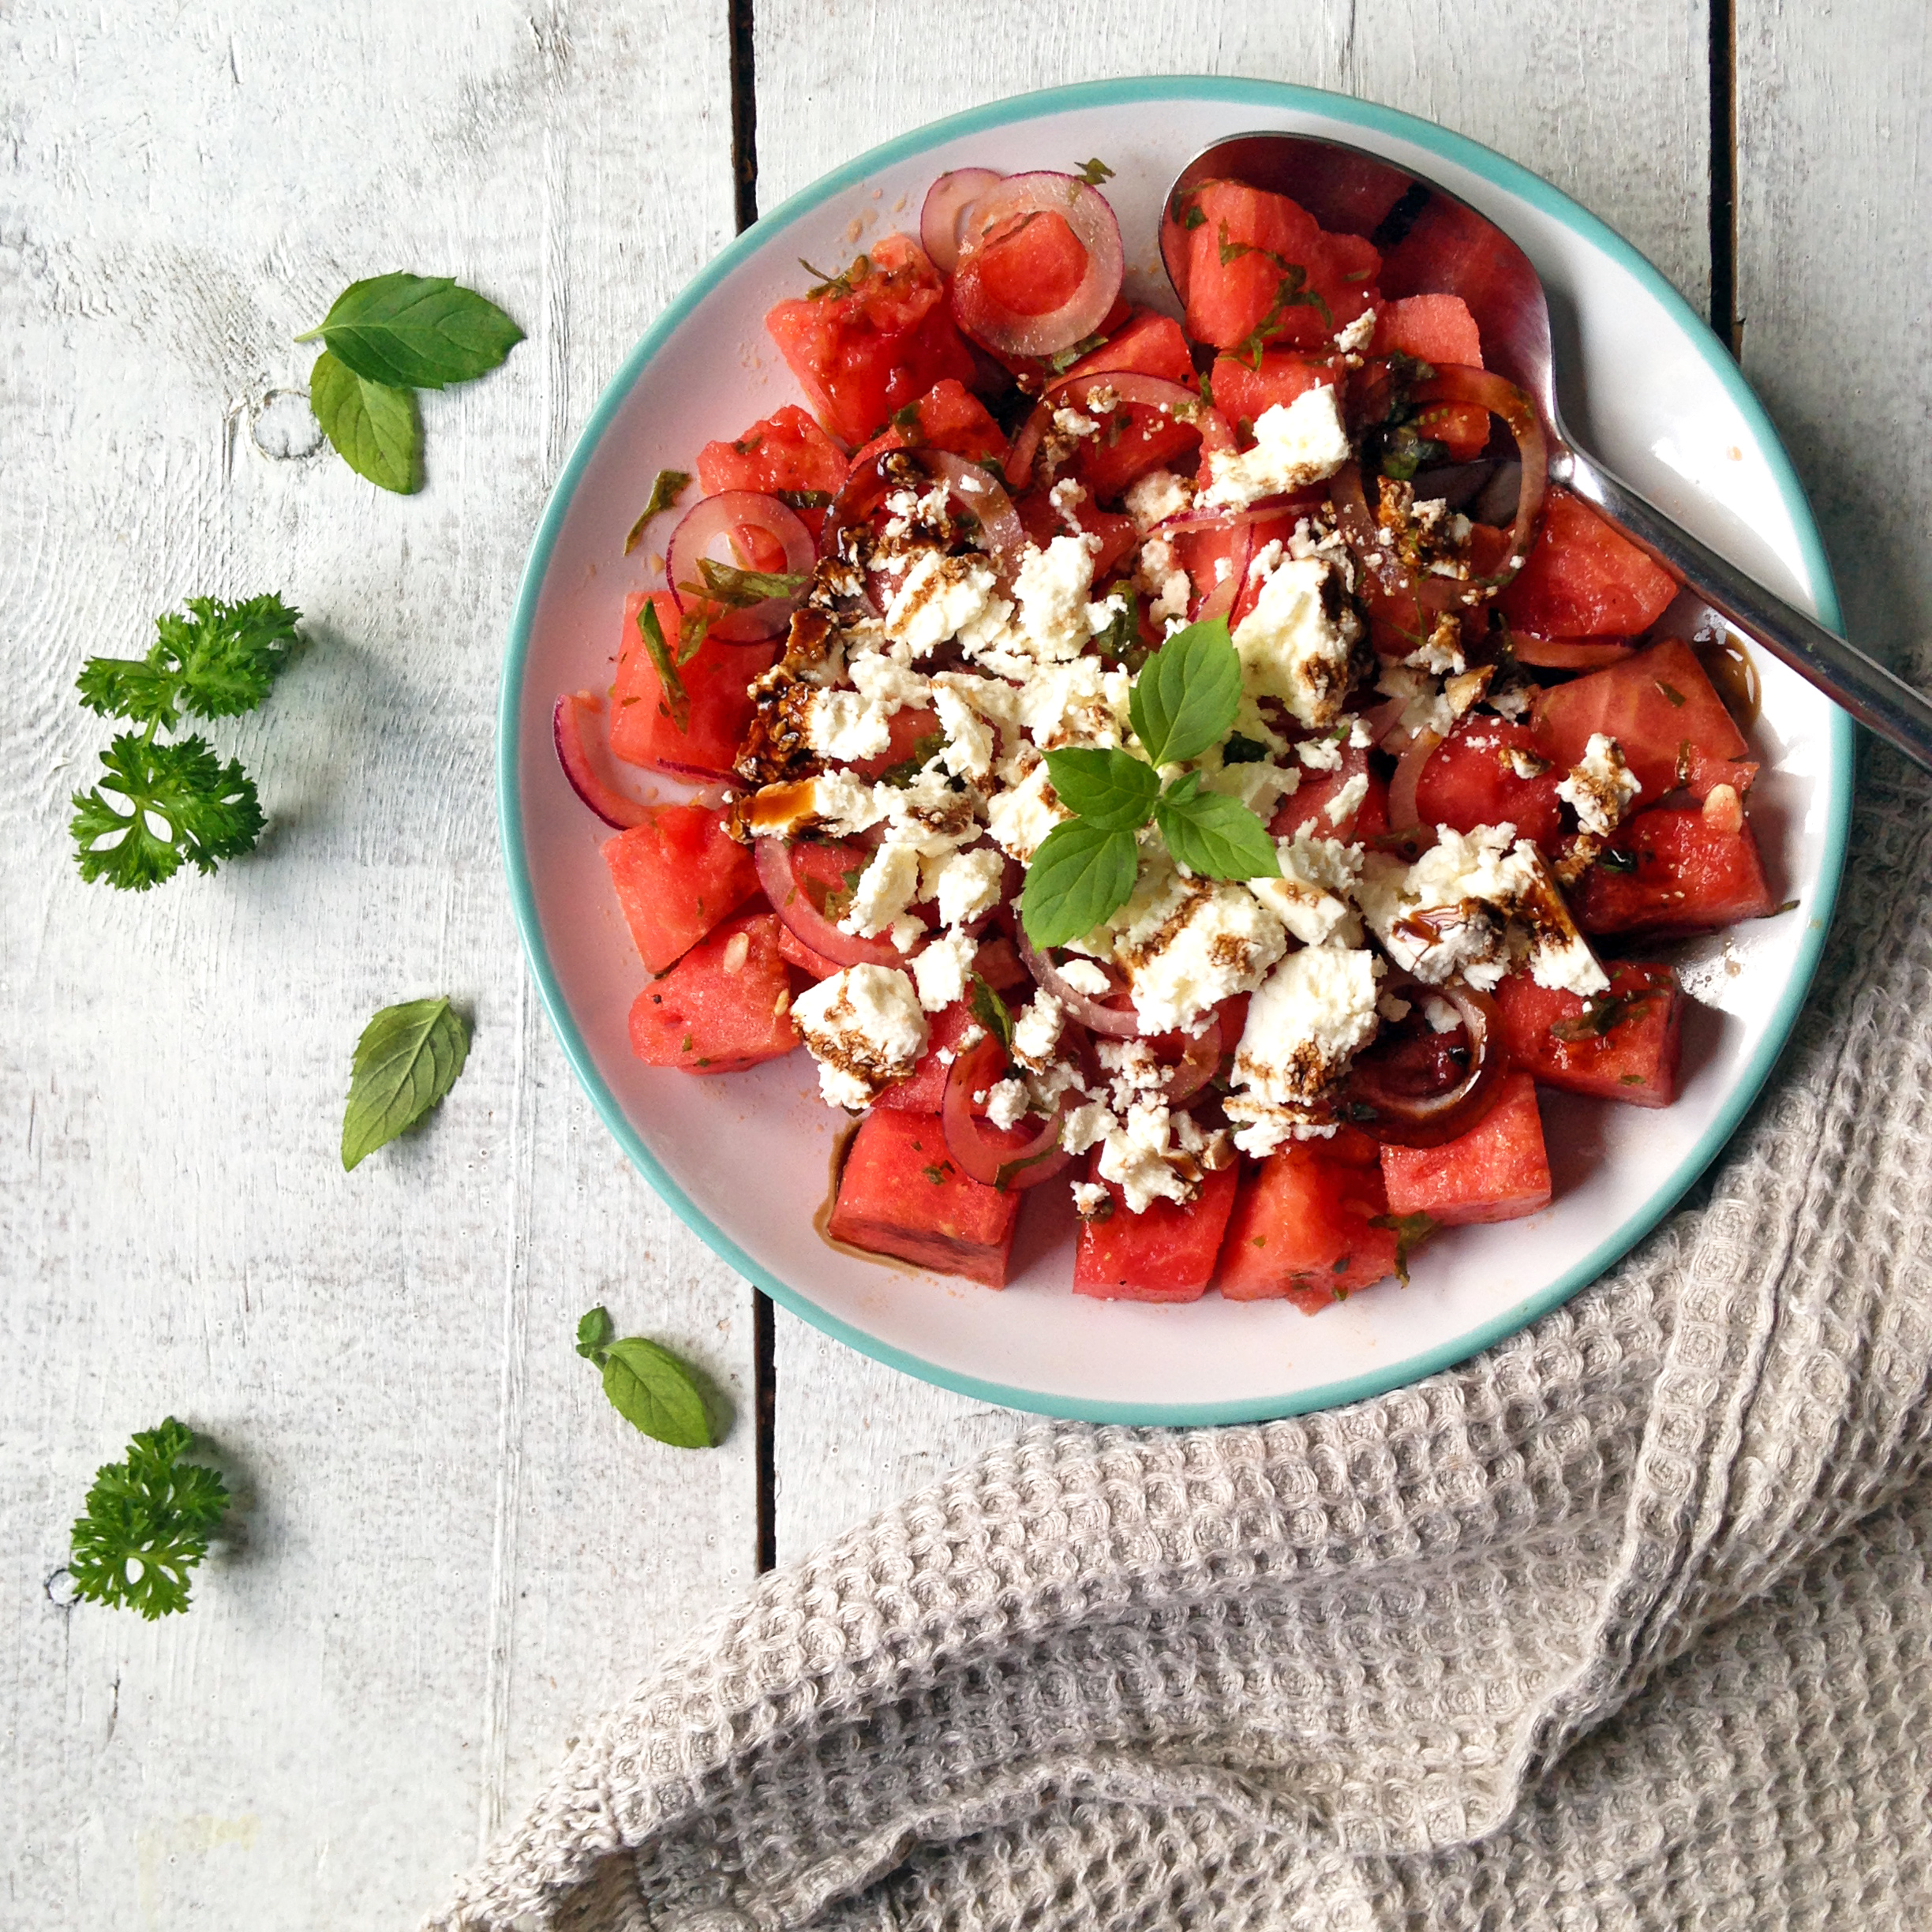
[432,744,1932,1932]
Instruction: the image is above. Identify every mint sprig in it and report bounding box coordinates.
[575,1307,715,1450]
[1017,616,1281,948]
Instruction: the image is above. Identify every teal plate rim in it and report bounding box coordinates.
[499,75,1853,1426]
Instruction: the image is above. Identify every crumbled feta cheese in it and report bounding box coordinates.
[1556,732,1642,837]
[983,1078,1030,1129]
[1070,1180,1111,1219]
[811,770,887,838]
[987,760,1069,863]
[1052,407,1101,440]
[923,844,1005,929]
[1246,830,1365,947]
[1334,309,1376,354]
[1017,657,1133,751]
[1200,387,1351,511]
[1112,863,1287,1034]
[1324,770,1369,827]
[793,964,929,1110]
[1123,466,1195,531]
[1355,824,1539,990]
[1047,477,1087,522]
[1231,552,1358,727]
[1349,715,1375,749]
[1377,991,1413,1023]
[1060,1100,1113,1157]
[929,680,997,778]
[912,927,978,1012]
[1057,957,1113,998]
[883,549,1006,659]
[1375,659,1457,741]
[1505,745,1551,781]
[848,654,932,712]
[1009,534,1101,661]
[1296,735,1343,771]
[1010,991,1064,1069]
[889,914,924,953]
[839,843,923,938]
[1421,994,1460,1033]
[805,687,893,762]
[1231,945,1381,1108]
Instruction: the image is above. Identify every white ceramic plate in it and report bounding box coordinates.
[501,79,1851,1423]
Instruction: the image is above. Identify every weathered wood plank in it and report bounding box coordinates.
[1735,0,1931,684]
[0,3,748,1925]
[754,1,1715,1560]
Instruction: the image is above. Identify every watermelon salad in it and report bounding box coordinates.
[556,164,1775,1309]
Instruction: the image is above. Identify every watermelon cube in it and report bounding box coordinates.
[1216,1129,1400,1311]
[1372,294,1488,459]
[849,377,1008,470]
[1414,717,1564,849]
[698,402,849,539]
[1063,311,1202,501]
[1499,487,1678,638]
[1380,1071,1551,1226]
[773,923,844,980]
[1074,1159,1239,1302]
[1574,804,1777,936]
[1268,747,1391,844]
[1495,961,1684,1108]
[872,999,984,1114]
[1209,351,1339,437]
[602,804,759,974]
[608,590,778,782]
[627,910,800,1074]
[828,1110,1024,1287]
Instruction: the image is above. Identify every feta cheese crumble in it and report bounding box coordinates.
[1200,386,1352,511]
[1556,732,1642,837]
[794,964,929,1110]
[1231,552,1359,727]
[1224,945,1382,1155]
[1111,862,1287,1035]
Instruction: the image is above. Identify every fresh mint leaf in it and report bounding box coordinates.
[1020,820,1140,949]
[1042,747,1159,833]
[625,470,691,554]
[69,1418,230,1620]
[575,1305,616,1361]
[309,349,421,494]
[600,1335,715,1449]
[77,595,301,729]
[1155,773,1281,881]
[1090,581,1139,662]
[969,975,1015,1055]
[1129,615,1242,766]
[680,557,807,608]
[340,996,470,1171]
[1221,732,1269,766]
[71,733,264,890]
[297,272,524,391]
[637,600,691,731]
[1076,158,1115,185]
[1370,1211,1437,1286]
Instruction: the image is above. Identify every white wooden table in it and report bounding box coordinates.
[4,4,1926,1924]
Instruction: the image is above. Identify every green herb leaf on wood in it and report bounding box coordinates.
[77,594,301,729]
[69,1418,230,1620]
[309,350,421,495]
[340,996,470,1171]
[298,272,524,391]
[573,1306,715,1449]
[70,733,264,890]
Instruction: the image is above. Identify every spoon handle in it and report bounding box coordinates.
[1552,446,1932,773]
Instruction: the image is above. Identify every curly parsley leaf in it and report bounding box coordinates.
[636,599,691,731]
[1042,747,1159,833]
[296,272,524,391]
[69,1418,230,1620]
[1154,770,1281,881]
[71,733,264,890]
[1129,614,1242,766]
[574,1305,715,1449]
[625,469,691,554]
[77,595,301,728]
[309,348,421,494]
[1020,819,1140,949]
[340,996,470,1171]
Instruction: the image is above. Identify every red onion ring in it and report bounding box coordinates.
[552,691,649,829]
[1342,979,1505,1148]
[1192,520,1255,623]
[920,167,1002,275]
[822,448,1028,579]
[1158,499,1317,538]
[951,172,1125,358]
[752,837,910,969]
[1159,1017,1222,1105]
[1014,923,1142,1037]
[1387,727,1445,832]
[1509,633,1635,671]
[667,491,815,643]
[941,1032,1075,1190]
[1357,694,1410,744]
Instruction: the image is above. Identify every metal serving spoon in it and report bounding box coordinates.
[1163,132,1932,772]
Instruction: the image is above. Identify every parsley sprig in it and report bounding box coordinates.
[70,594,301,891]
[69,1419,230,1620]
[1019,616,1281,949]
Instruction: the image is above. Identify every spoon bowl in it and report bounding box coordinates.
[1166,131,1932,770]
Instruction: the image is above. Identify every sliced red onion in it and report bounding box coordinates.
[1509,634,1635,671]
[752,837,908,969]
[951,172,1125,358]
[920,167,1002,275]
[1002,400,1052,490]
[1159,1017,1222,1105]
[1014,924,1142,1037]
[667,491,814,643]
[941,1032,1074,1191]
[1387,728,1445,831]
[1192,520,1255,624]
[1159,500,1316,539]
[552,691,648,829]
[822,447,1027,578]
[1342,979,1505,1148]
[1357,693,1410,743]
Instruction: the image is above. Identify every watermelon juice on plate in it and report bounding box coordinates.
[503,81,1848,1423]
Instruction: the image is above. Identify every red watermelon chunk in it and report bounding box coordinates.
[848,377,1008,469]
[774,923,844,980]
[627,910,800,1074]
[608,590,777,782]
[1074,1159,1239,1303]
[1209,350,1339,436]
[1495,961,1684,1108]
[1372,294,1488,459]
[828,1110,1025,1287]
[765,233,979,447]
[1414,717,1564,849]
[1533,636,1750,805]
[1063,311,1204,501]
[972,934,1028,994]
[872,999,984,1114]
[1499,487,1679,638]
[697,403,848,538]
[1268,747,1391,844]
[1216,1129,1400,1310]
[1574,805,1777,936]
[1381,1071,1551,1225]
[602,803,759,974]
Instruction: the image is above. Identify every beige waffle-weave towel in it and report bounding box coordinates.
[432,746,1930,1931]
